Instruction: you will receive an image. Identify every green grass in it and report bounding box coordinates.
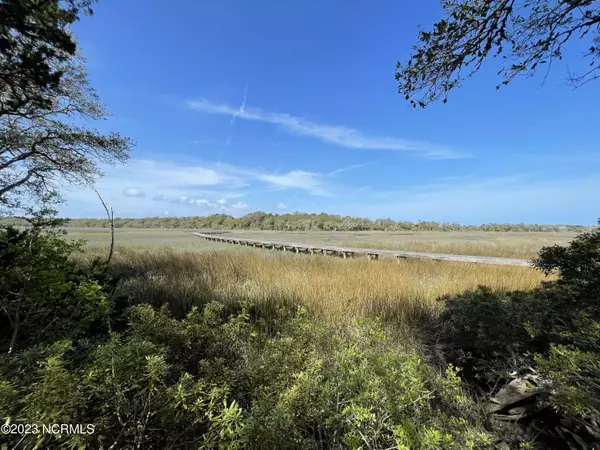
[65,228,255,253]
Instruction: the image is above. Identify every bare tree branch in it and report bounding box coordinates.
[94,189,115,268]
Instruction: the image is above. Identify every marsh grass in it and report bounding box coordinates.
[65,228,577,259]
[214,230,576,259]
[82,246,549,330]
[338,239,553,259]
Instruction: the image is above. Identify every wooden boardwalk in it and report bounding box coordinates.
[192,232,532,267]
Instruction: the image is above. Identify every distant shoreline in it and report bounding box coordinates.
[1,213,593,233]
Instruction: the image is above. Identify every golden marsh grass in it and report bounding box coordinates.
[348,239,544,259]
[215,230,576,259]
[90,247,549,326]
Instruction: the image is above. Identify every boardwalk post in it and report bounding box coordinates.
[191,232,531,267]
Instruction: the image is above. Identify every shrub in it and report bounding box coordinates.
[437,224,600,447]
[1,297,496,449]
[0,210,492,448]
[0,225,111,354]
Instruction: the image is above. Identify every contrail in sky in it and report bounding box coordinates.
[225,84,248,147]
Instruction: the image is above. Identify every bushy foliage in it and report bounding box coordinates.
[0,215,500,449]
[2,205,597,448]
[0,225,109,354]
[438,224,600,447]
[1,299,495,449]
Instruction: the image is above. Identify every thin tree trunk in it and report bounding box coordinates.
[8,305,20,355]
[94,189,115,267]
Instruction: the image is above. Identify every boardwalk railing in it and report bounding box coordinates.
[191,232,532,267]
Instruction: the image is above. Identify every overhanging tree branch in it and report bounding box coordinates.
[396,0,600,107]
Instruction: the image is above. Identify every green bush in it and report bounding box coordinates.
[1,301,494,449]
[438,224,600,447]
[0,225,111,354]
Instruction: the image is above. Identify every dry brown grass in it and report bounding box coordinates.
[91,247,549,327]
[219,230,576,259]
[348,239,544,259]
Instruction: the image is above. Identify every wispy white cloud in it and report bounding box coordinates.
[231,201,248,209]
[256,170,331,196]
[128,160,243,188]
[61,158,335,217]
[186,99,465,159]
[60,156,598,224]
[170,195,248,212]
[124,188,144,197]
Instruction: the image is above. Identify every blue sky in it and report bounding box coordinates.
[63,0,599,224]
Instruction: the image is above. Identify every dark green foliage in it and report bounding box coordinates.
[535,227,600,296]
[0,0,96,116]
[0,197,111,354]
[396,0,600,107]
[437,287,541,380]
[438,223,600,447]
[0,0,133,208]
[0,226,109,351]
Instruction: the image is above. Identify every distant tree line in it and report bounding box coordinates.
[2,211,589,232]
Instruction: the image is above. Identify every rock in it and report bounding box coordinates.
[508,405,534,416]
[487,376,542,414]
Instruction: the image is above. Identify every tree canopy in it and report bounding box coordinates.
[0,0,132,208]
[396,0,600,107]
[21,212,590,233]
[0,0,96,116]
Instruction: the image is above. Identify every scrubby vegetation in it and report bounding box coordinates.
[1,204,599,448]
[435,226,600,447]
[1,209,496,449]
[2,1,598,448]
